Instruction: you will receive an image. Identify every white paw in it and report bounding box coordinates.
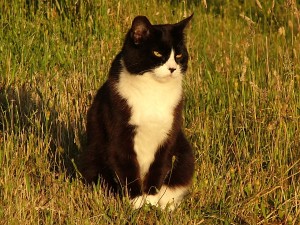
[131,195,146,209]
[130,186,188,211]
[157,198,177,211]
[131,195,159,209]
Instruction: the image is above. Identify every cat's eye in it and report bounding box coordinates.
[153,51,162,58]
[176,54,183,59]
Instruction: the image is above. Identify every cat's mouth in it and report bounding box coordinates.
[152,72,180,83]
[151,67,181,82]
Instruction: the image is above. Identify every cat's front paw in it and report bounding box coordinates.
[157,199,177,211]
[131,195,146,209]
[131,195,159,209]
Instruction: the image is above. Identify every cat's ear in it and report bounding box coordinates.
[130,16,152,45]
[173,13,193,32]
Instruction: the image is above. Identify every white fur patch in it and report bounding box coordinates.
[153,50,181,81]
[131,185,189,210]
[116,53,182,178]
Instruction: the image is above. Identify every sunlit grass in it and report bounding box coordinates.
[1,0,300,224]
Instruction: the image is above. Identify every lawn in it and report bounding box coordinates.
[0,0,300,224]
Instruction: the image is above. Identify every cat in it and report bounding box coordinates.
[79,14,194,210]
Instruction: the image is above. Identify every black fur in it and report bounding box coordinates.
[80,15,194,199]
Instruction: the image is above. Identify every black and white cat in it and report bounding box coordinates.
[80,14,194,210]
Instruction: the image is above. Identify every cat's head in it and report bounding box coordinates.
[122,14,193,81]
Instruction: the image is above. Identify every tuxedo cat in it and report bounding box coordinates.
[80,14,194,210]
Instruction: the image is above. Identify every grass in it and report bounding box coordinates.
[1,0,300,224]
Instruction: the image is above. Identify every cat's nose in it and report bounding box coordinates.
[169,68,176,73]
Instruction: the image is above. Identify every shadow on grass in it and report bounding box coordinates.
[0,83,85,181]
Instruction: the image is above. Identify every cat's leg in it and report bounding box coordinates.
[156,130,194,209]
[111,150,143,198]
[132,130,194,210]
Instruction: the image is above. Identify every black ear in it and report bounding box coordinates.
[173,13,193,32]
[130,16,152,45]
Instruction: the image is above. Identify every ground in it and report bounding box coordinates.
[0,0,299,224]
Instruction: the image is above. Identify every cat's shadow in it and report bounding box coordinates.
[0,83,84,181]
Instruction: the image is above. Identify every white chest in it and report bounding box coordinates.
[116,70,182,178]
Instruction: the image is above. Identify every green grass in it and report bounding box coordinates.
[1,0,300,224]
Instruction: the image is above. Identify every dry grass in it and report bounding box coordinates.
[1,0,300,224]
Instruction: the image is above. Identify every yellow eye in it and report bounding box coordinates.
[176,54,182,59]
[153,51,162,57]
